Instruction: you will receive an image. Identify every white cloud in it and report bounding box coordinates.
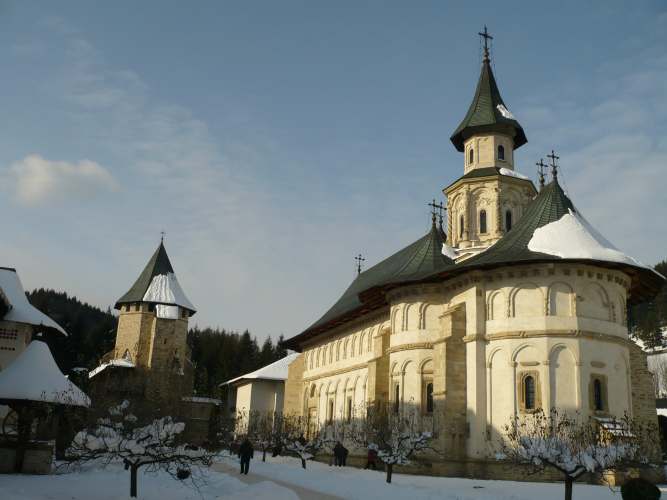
[9,154,119,206]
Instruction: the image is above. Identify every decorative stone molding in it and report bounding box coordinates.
[485,329,630,346]
[519,361,539,367]
[591,361,606,368]
[303,361,369,381]
[387,342,433,354]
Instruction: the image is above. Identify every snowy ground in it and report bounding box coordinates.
[2,456,666,499]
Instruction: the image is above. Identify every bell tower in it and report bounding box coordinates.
[444,27,536,258]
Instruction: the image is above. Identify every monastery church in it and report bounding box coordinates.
[282,31,664,471]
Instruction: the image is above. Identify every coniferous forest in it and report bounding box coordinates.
[27,289,288,398]
[24,261,667,397]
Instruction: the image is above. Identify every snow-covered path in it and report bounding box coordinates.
[215,455,645,500]
[213,459,341,499]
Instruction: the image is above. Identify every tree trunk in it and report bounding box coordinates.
[386,463,393,484]
[564,476,573,500]
[301,458,307,469]
[130,464,139,498]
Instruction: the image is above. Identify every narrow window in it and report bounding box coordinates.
[347,397,353,422]
[498,145,505,161]
[134,303,140,312]
[479,210,487,234]
[394,384,400,414]
[426,383,434,413]
[505,210,513,231]
[328,400,334,423]
[593,379,604,411]
[524,375,536,410]
[459,215,464,238]
[310,385,316,398]
[469,148,474,165]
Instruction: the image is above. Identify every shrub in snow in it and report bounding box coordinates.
[63,399,215,498]
[620,477,660,500]
[500,408,658,500]
[350,405,437,483]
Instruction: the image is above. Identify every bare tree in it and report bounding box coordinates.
[62,400,216,498]
[350,405,435,483]
[500,408,658,500]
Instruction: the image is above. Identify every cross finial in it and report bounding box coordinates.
[547,149,560,182]
[427,199,441,227]
[478,25,493,61]
[354,254,366,276]
[160,231,166,243]
[536,158,547,190]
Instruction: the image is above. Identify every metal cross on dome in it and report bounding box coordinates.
[160,231,166,243]
[478,25,493,60]
[547,149,560,179]
[536,158,547,188]
[354,254,366,276]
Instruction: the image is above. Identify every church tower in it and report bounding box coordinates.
[111,240,196,397]
[444,27,536,258]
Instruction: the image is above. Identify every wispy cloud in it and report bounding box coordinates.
[9,154,118,206]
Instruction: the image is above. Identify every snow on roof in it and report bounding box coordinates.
[441,243,458,260]
[0,340,89,407]
[658,408,667,418]
[499,167,529,181]
[88,358,135,379]
[220,353,300,386]
[142,273,195,311]
[527,208,650,270]
[0,268,67,335]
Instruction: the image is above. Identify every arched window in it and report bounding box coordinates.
[394,384,400,414]
[426,383,434,413]
[498,145,505,161]
[328,400,334,423]
[505,210,513,231]
[524,375,536,410]
[469,148,474,165]
[479,210,487,234]
[459,215,464,238]
[593,379,604,411]
[310,385,316,398]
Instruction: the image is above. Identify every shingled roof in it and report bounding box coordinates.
[115,242,196,314]
[450,55,527,152]
[284,221,455,349]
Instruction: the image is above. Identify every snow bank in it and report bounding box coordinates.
[499,167,529,181]
[143,272,195,311]
[0,268,66,335]
[182,396,222,405]
[527,209,648,268]
[0,340,89,406]
[88,358,135,379]
[221,353,300,386]
[0,461,290,500]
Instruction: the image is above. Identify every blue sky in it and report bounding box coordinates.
[0,1,665,340]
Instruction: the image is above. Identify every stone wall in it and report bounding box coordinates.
[283,353,304,415]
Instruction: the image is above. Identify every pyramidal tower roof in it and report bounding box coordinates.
[450,30,527,152]
[115,241,196,314]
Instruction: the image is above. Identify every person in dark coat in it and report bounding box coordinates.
[365,446,378,470]
[238,438,254,475]
[272,437,283,457]
[333,441,345,467]
[342,445,349,466]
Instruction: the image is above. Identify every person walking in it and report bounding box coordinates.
[333,441,344,467]
[365,446,378,470]
[238,438,254,475]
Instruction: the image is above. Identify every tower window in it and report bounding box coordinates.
[425,383,434,413]
[479,210,487,234]
[134,304,140,312]
[328,400,334,423]
[469,148,474,165]
[505,210,513,231]
[459,215,464,238]
[394,384,400,414]
[593,379,603,411]
[524,375,536,410]
[498,145,505,161]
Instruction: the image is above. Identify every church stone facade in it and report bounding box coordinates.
[283,39,663,477]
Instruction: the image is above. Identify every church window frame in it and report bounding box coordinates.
[424,382,434,414]
[469,148,474,165]
[328,399,334,424]
[479,210,487,234]
[393,384,400,414]
[518,371,541,413]
[505,210,513,231]
[310,384,317,398]
[589,374,608,413]
[459,215,464,238]
[497,144,505,161]
[346,396,353,422]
